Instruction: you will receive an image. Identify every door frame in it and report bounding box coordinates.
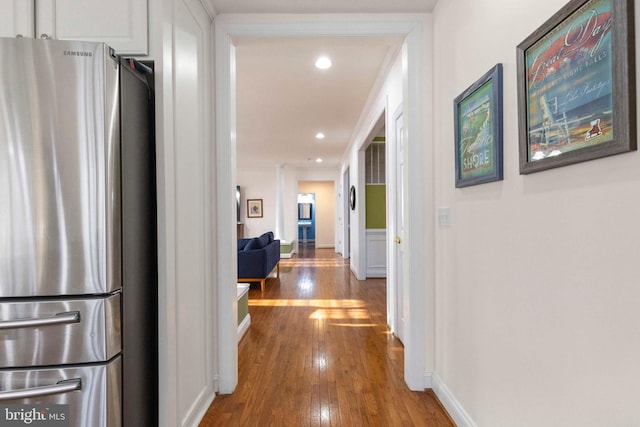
[342,167,350,258]
[388,104,405,342]
[214,14,434,392]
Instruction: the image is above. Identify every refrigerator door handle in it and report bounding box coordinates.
[0,378,82,401]
[0,311,80,330]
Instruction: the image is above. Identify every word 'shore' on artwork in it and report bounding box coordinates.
[454,64,504,188]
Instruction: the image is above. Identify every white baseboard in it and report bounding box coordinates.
[366,267,386,278]
[237,314,251,342]
[424,371,433,388]
[280,251,295,258]
[432,373,476,427]
[316,244,334,249]
[212,374,219,393]
[183,387,215,427]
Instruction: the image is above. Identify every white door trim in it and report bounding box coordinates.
[389,105,405,343]
[342,167,350,258]
[214,23,239,394]
[214,14,434,391]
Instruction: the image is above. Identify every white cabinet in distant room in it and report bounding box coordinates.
[0,0,147,55]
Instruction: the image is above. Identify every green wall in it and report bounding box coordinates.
[365,185,386,228]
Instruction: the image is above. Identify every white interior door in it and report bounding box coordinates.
[394,111,405,343]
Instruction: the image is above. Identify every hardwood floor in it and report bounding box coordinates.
[199,245,454,427]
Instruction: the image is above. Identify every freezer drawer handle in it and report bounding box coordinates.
[0,311,80,330]
[0,378,81,401]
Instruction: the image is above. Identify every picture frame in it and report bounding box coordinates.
[516,0,636,174]
[247,199,263,218]
[454,63,504,188]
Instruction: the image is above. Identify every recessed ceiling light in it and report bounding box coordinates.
[316,158,323,163]
[315,132,325,140]
[315,56,332,70]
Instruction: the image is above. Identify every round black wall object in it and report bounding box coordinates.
[349,185,356,210]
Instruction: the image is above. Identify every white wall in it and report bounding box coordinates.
[237,166,341,247]
[432,0,640,425]
[237,167,278,237]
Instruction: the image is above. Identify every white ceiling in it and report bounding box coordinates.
[235,35,404,169]
[211,0,439,14]
[217,0,439,170]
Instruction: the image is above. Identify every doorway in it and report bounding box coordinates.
[363,116,387,280]
[298,180,335,250]
[215,16,433,392]
[297,193,315,243]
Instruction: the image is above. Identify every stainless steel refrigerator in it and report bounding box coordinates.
[0,38,157,427]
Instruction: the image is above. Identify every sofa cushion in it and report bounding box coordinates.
[258,232,271,248]
[237,238,251,250]
[243,237,264,251]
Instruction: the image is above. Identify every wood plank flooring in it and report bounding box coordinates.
[199,245,454,427]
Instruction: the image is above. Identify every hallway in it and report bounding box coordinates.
[199,247,453,426]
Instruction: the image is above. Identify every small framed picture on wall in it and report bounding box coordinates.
[247,199,263,218]
[453,63,504,187]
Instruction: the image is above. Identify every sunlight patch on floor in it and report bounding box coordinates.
[329,323,378,328]
[309,308,370,320]
[249,299,365,308]
[279,260,347,268]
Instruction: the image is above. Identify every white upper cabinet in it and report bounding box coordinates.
[0,0,147,55]
[37,0,148,54]
[0,1,34,38]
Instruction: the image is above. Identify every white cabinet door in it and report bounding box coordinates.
[35,0,147,55]
[0,0,35,38]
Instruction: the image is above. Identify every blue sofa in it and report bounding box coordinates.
[238,231,280,292]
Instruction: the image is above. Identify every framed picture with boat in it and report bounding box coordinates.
[454,63,504,188]
[516,0,636,174]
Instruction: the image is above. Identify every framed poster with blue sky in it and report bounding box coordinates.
[454,63,504,188]
[516,0,636,174]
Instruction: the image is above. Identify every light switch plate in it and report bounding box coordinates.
[437,207,451,228]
